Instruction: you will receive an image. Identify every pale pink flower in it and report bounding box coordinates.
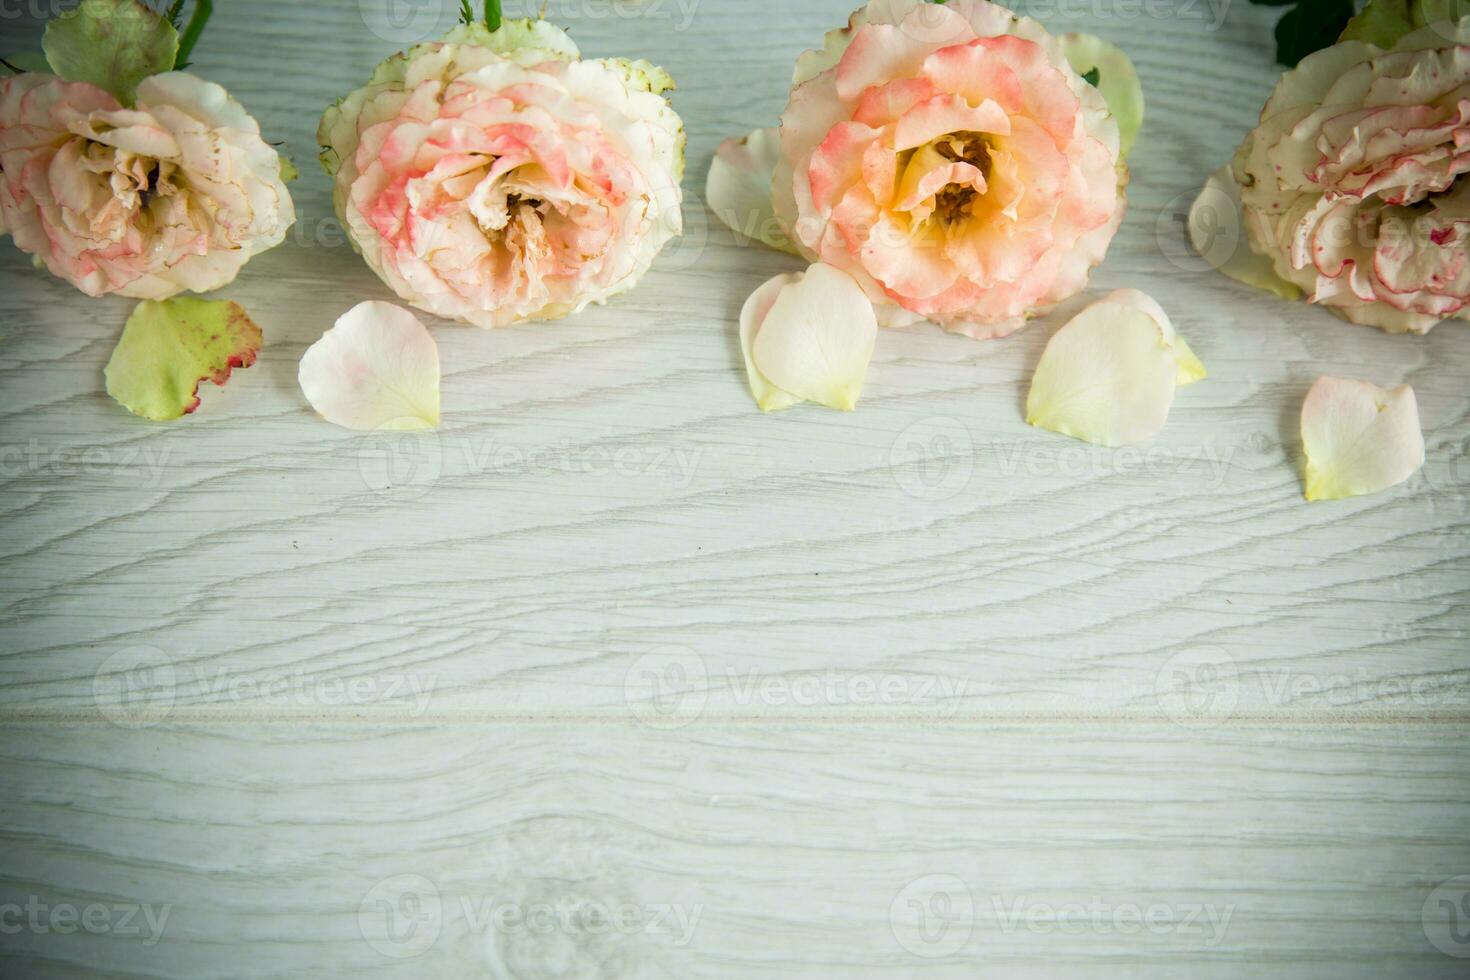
[318,21,685,329]
[771,0,1125,339]
[0,72,294,298]
[1231,19,1470,334]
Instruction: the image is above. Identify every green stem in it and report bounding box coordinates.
[174,0,214,68]
[0,57,21,74]
[485,0,502,31]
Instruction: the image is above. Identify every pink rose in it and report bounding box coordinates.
[1232,19,1470,334]
[318,21,685,329]
[773,0,1125,338]
[0,72,294,298]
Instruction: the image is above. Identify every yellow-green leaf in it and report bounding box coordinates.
[1340,0,1415,46]
[105,298,263,421]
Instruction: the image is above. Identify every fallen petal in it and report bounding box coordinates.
[739,273,805,412]
[1190,167,1302,302]
[1301,376,1424,502]
[105,297,262,421]
[707,128,797,254]
[299,301,440,431]
[1026,295,1184,446]
[1100,288,1207,385]
[751,263,878,412]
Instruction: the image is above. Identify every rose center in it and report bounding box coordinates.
[932,132,992,223]
[137,163,161,209]
[895,131,995,228]
[505,192,545,215]
[84,140,167,211]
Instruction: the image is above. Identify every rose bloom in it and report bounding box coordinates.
[773,0,1125,339]
[319,21,685,328]
[1234,19,1470,334]
[0,72,294,298]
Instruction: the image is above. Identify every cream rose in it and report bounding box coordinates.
[1230,18,1470,334]
[0,71,294,299]
[771,0,1126,339]
[318,20,685,329]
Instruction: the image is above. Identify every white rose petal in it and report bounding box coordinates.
[1301,377,1425,502]
[707,127,795,254]
[1027,290,1203,446]
[750,263,878,412]
[1103,288,1208,386]
[739,273,805,412]
[299,301,441,431]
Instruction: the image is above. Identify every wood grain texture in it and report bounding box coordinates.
[0,0,1467,975]
[2,723,1469,978]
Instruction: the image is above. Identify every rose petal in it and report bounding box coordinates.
[707,128,797,254]
[1059,33,1144,160]
[104,298,262,422]
[1101,288,1208,386]
[751,263,878,412]
[1026,292,1200,446]
[299,301,441,431]
[1190,166,1303,302]
[739,273,805,412]
[1301,376,1425,502]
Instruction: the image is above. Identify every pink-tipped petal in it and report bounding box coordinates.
[1301,377,1424,501]
[299,301,441,431]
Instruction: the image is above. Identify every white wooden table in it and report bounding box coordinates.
[2,0,1468,976]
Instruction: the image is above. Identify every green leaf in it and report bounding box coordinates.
[42,0,178,106]
[105,298,263,421]
[460,0,475,25]
[1274,0,1355,66]
[485,0,501,31]
[1081,67,1101,86]
[1341,0,1416,45]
